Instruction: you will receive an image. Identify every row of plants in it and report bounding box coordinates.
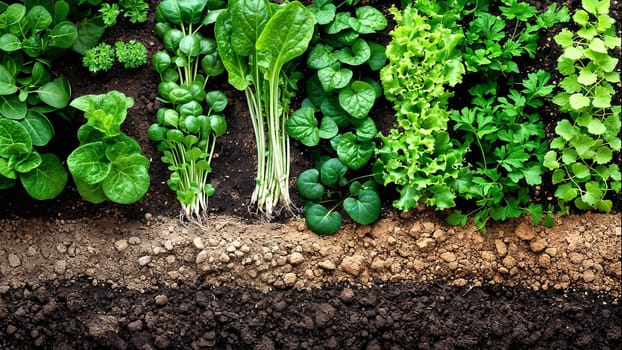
[1,0,619,236]
[0,1,150,202]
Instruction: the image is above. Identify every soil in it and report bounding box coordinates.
[1,0,621,349]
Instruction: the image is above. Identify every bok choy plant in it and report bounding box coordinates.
[148,0,228,223]
[215,0,315,219]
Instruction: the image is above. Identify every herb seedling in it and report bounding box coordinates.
[82,42,115,73]
[115,40,147,69]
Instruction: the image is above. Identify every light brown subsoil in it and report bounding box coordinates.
[1,211,619,298]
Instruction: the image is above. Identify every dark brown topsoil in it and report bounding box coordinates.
[0,278,620,350]
[0,1,621,349]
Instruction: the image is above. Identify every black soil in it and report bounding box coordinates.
[0,278,620,350]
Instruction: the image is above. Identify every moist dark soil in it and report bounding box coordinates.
[1,0,621,349]
[0,278,619,350]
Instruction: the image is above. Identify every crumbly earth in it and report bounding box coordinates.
[1,0,621,348]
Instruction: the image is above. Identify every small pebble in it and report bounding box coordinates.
[154,295,169,306]
[138,255,152,266]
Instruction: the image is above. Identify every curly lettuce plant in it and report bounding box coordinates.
[148,0,228,223]
[377,1,467,212]
[286,0,386,234]
[544,0,621,213]
[67,91,150,204]
[215,0,315,219]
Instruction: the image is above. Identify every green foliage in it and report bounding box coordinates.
[215,0,315,218]
[544,0,621,214]
[286,0,387,234]
[119,0,148,24]
[296,163,381,235]
[99,3,121,27]
[82,42,115,72]
[0,2,76,199]
[68,91,150,204]
[449,71,556,231]
[377,2,467,212]
[150,0,228,223]
[115,40,147,69]
[82,39,148,72]
[463,1,569,75]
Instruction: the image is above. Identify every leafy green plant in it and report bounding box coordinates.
[149,0,228,223]
[463,0,569,75]
[119,0,148,24]
[99,3,121,27]
[449,71,556,230]
[0,2,77,199]
[215,0,315,218]
[82,42,115,72]
[82,40,147,72]
[544,0,621,213]
[377,2,467,212]
[115,39,147,69]
[286,0,387,234]
[296,158,381,235]
[67,91,150,204]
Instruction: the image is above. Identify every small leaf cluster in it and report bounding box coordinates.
[149,0,228,223]
[99,0,149,27]
[544,0,621,213]
[0,2,79,199]
[377,2,467,212]
[67,91,150,204]
[449,71,556,230]
[287,0,387,234]
[297,161,380,235]
[463,0,569,75]
[82,39,147,72]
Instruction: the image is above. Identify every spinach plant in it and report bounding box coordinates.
[286,0,387,234]
[215,0,315,219]
[0,2,78,199]
[149,0,228,223]
[67,91,150,204]
[377,1,467,212]
[544,0,621,213]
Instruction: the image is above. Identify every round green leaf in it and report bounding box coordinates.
[336,132,374,170]
[318,116,338,140]
[296,168,325,201]
[14,150,42,173]
[27,6,53,33]
[148,124,168,142]
[67,142,111,184]
[568,93,590,110]
[337,39,371,66]
[20,153,67,200]
[344,188,380,225]
[305,203,342,235]
[286,107,319,147]
[0,119,32,158]
[179,35,201,57]
[178,100,203,117]
[355,117,377,142]
[317,65,353,92]
[348,6,387,34]
[0,64,18,95]
[339,80,375,119]
[209,114,227,137]
[152,51,172,74]
[0,33,21,52]
[103,154,150,204]
[37,77,70,109]
[307,44,337,69]
[20,110,54,147]
[48,21,78,48]
[320,158,347,186]
[205,90,228,112]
